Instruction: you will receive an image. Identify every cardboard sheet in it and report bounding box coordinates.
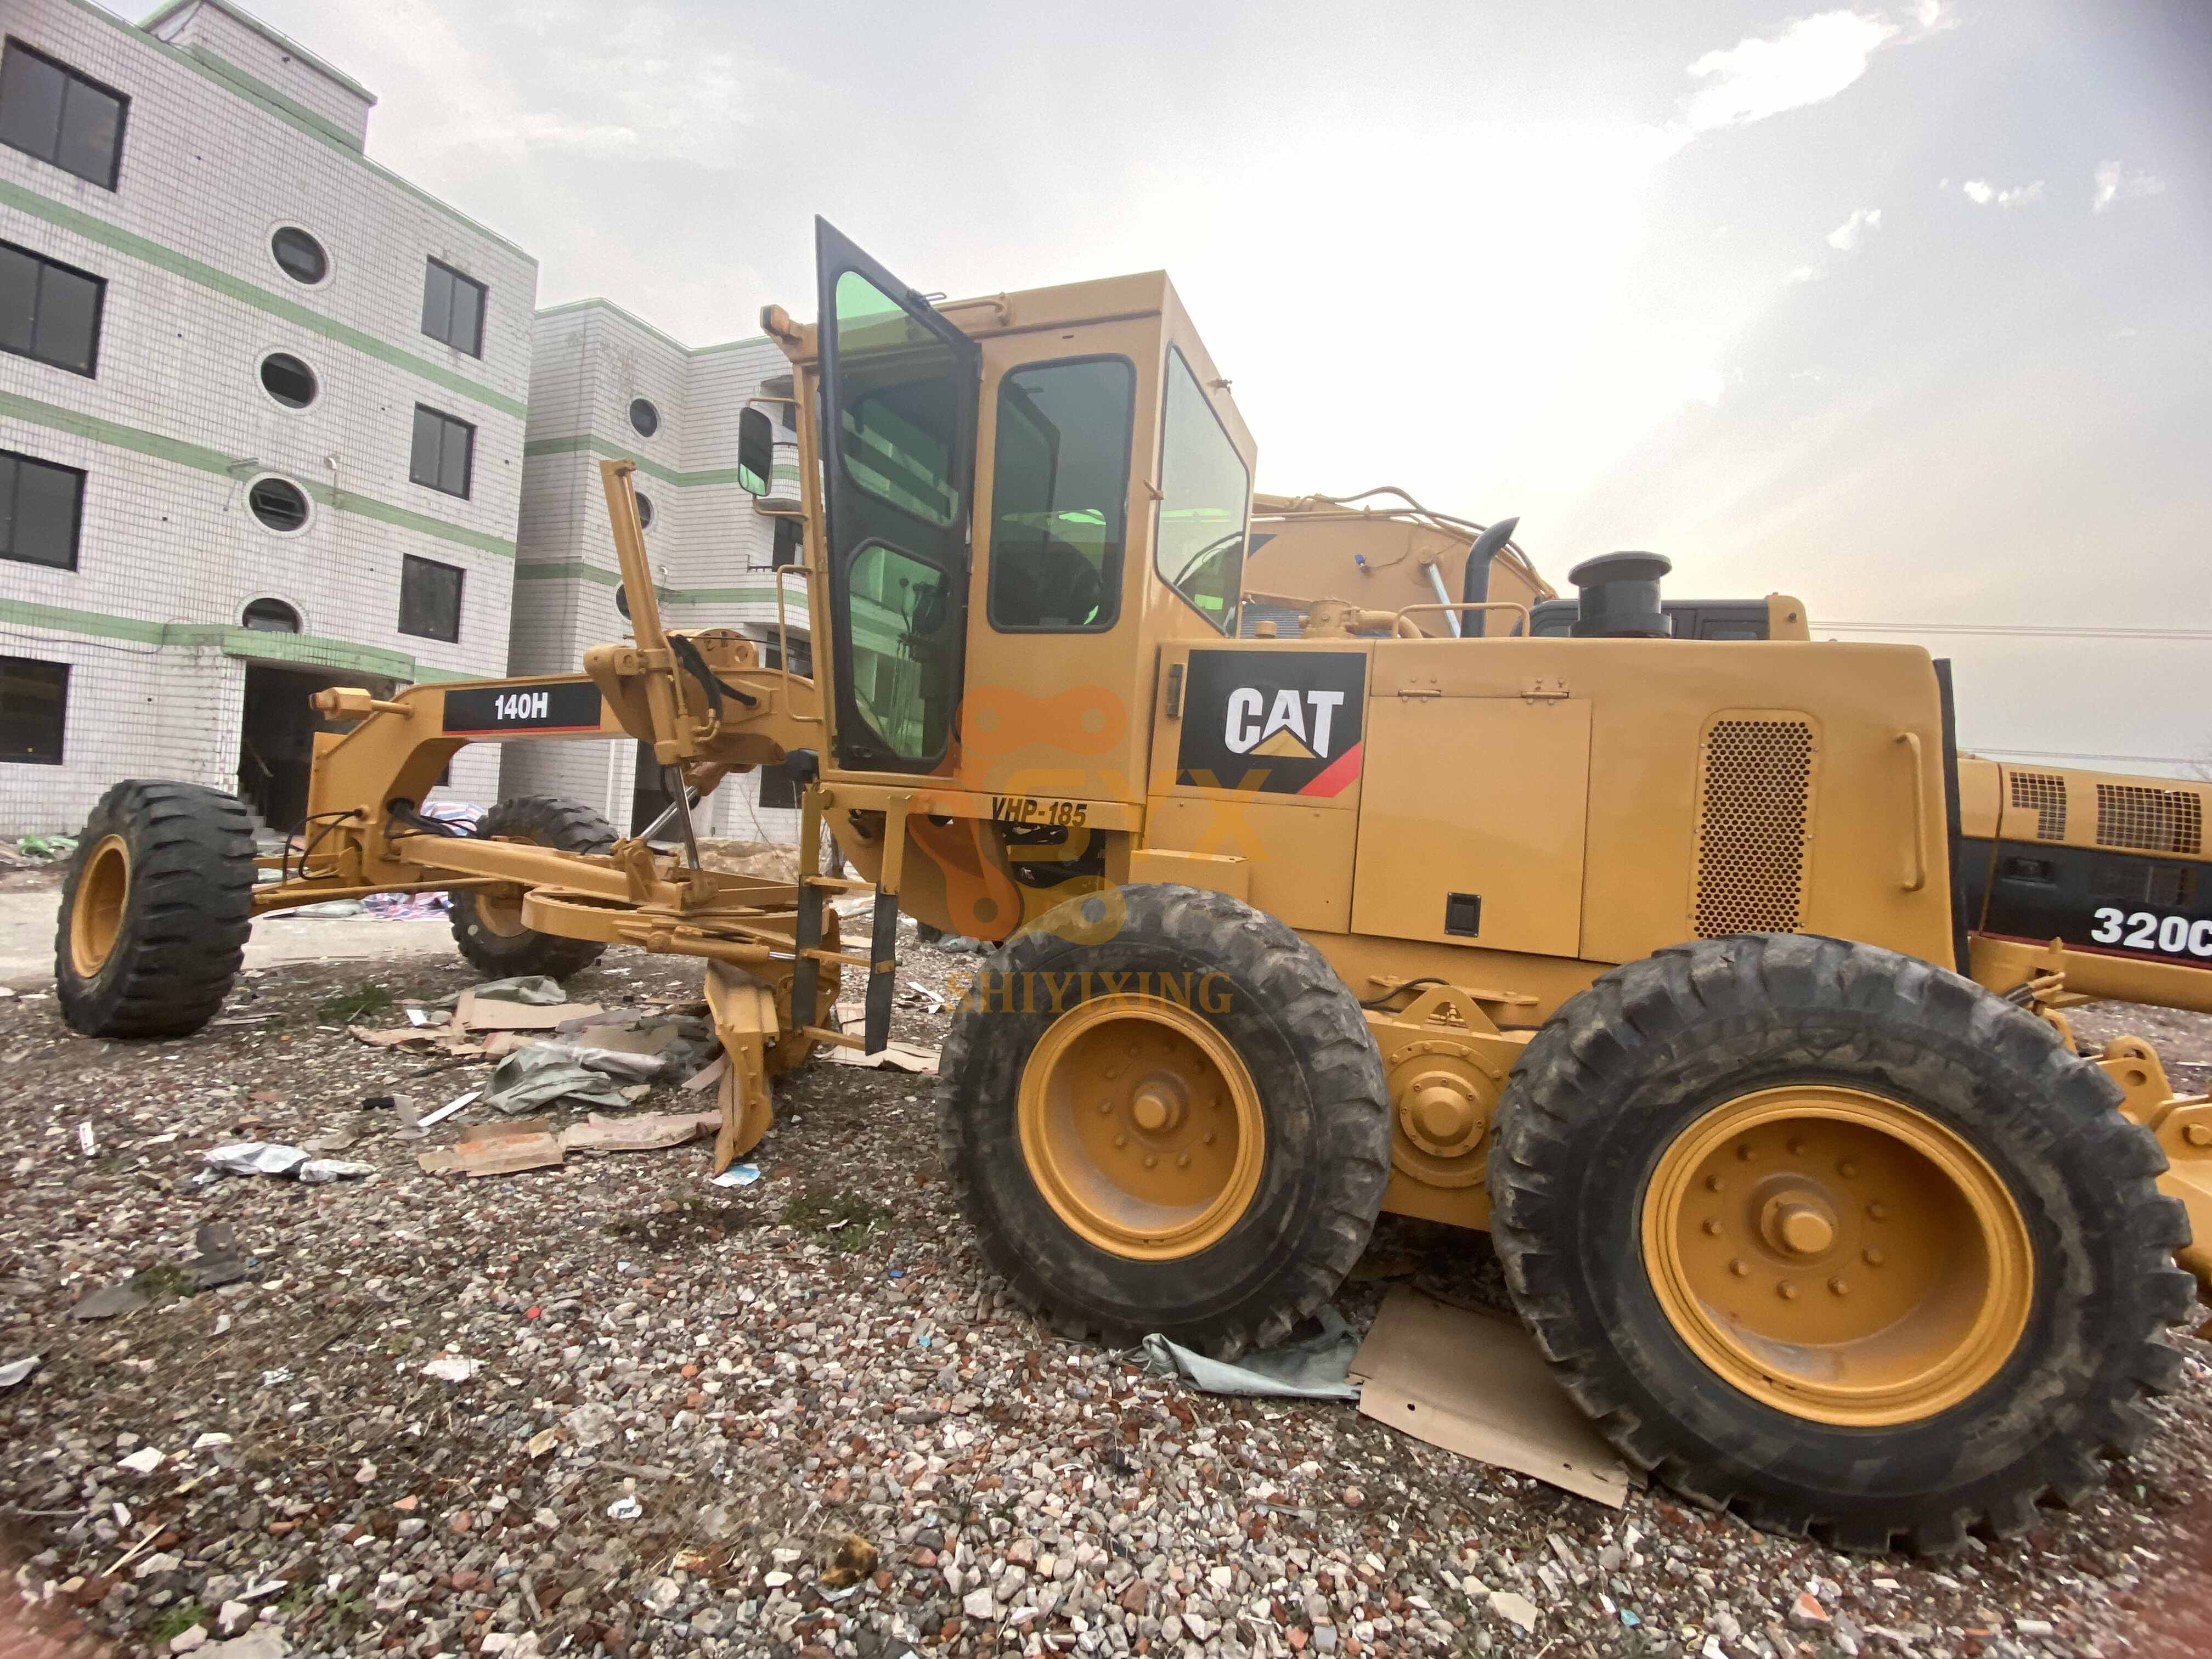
[454,991,603,1032]
[826,1040,940,1075]
[1348,1285,1629,1508]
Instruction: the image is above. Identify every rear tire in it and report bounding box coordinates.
[1490,932,2193,1554]
[448,796,616,980]
[939,884,1391,1358]
[55,781,255,1038]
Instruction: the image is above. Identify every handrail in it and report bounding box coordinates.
[772,565,821,724]
[1896,731,1928,893]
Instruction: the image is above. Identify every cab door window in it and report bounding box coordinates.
[988,356,1135,631]
[1153,347,1248,633]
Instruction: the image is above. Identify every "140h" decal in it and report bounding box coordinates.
[442,682,606,735]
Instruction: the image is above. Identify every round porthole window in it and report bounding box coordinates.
[635,491,654,529]
[629,397,660,438]
[241,597,301,632]
[269,225,329,286]
[247,476,311,534]
[258,351,318,409]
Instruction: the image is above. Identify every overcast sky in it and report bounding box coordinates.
[192,0,2208,773]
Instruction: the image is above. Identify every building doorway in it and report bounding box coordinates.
[237,662,388,831]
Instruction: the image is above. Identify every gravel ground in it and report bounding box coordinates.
[4,937,2211,1659]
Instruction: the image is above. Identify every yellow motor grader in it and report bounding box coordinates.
[55,221,2210,1554]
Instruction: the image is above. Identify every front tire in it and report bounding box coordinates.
[1490,932,2193,1553]
[939,884,1391,1358]
[55,781,255,1038]
[448,796,616,980]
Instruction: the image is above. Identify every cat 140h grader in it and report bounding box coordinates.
[57,219,2210,1554]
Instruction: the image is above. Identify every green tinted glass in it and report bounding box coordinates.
[833,271,960,526]
[847,540,958,761]
[989,358,1135,630]
[1153,348,1248,632]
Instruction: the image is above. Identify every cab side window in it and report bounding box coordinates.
[988,357,1135,631]
[1153,347,1248,633]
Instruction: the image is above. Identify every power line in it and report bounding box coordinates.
[1969,747,2203,768]
[1815,620,2212,641]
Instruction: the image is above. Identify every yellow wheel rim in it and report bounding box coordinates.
[1018,994,1265,1261]
[70,834,131,978]
[472,883,529,938]
[1641,1085,2033,1426]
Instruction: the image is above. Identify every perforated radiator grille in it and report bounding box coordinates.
[2095,784,2203,855]
[2010,771,2068,842]
[1693,718,1815,938]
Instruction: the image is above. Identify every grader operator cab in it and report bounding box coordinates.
[56,220,2207,1554]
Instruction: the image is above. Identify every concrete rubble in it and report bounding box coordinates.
[1,940,2208,1655]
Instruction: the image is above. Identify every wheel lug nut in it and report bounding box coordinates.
[1863,1247,1883,1266]
[1838,1160,1858,1178]
[1729,1259,1750,1278]
[1705,1175,1724,1193]
[1202,1132,1216,1146]
[1866,1201,1887,1220]
[1829,1278,1849,1297]
[1098,1101,1113,1114]
[1736,1143,1756,1161]
[1776,1280,1798,1300]
[1114,1135,1127,1148]
[1702,1219,1722,1236]
[1787,1138,1807,1156]
[1176,1153,1190,1168]
[1143,1155,1157,1169]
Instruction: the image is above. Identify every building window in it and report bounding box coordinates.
[771,515,802,569]
[0,655,68,765]
[241,597,300,632]
[258,351,317,408]
[420,257,486,357]
[269,225,328,286]
[0,40,127,190]
[629,397,660,438]
[0,448,84,571]
[247,476,310,533]
[634,491,654,530]
[409,405,475,498]
[399,553,463,642]
[0,239,104,376]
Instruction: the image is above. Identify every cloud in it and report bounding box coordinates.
[1826,206,1883,250]
[1908,1,1960,33]
[2094,161,2168,213]
[1681,11,1901,133]
[1962,178,2043,208]
[1786,264,1823,284]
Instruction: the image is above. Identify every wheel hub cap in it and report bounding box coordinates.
[1018,994,1265,1261]
[1642,1085,2034,1425]
[69,835,131,979]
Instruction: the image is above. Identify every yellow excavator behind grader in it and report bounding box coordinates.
[55,219,2209,1555]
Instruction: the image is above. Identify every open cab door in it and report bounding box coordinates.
[814,218,983,775]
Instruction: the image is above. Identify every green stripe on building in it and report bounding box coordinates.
[0,598,476,683]
[0,388,515,557]
[520,432,755,489]
[0,179,527,420]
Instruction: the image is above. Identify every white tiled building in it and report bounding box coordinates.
[506,298,809,842]
[0,0,536,833]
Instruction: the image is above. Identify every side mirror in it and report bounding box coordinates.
[737,406,775,497]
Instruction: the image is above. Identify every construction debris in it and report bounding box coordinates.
[203,1143,376,1184]
[1140,1305,1363,1401]
[477,1047,631,1115]
[825,1039,940,1075]
[416,1110,720,1177]
[68,1223,259,1321]
[0,1355,39,1388]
